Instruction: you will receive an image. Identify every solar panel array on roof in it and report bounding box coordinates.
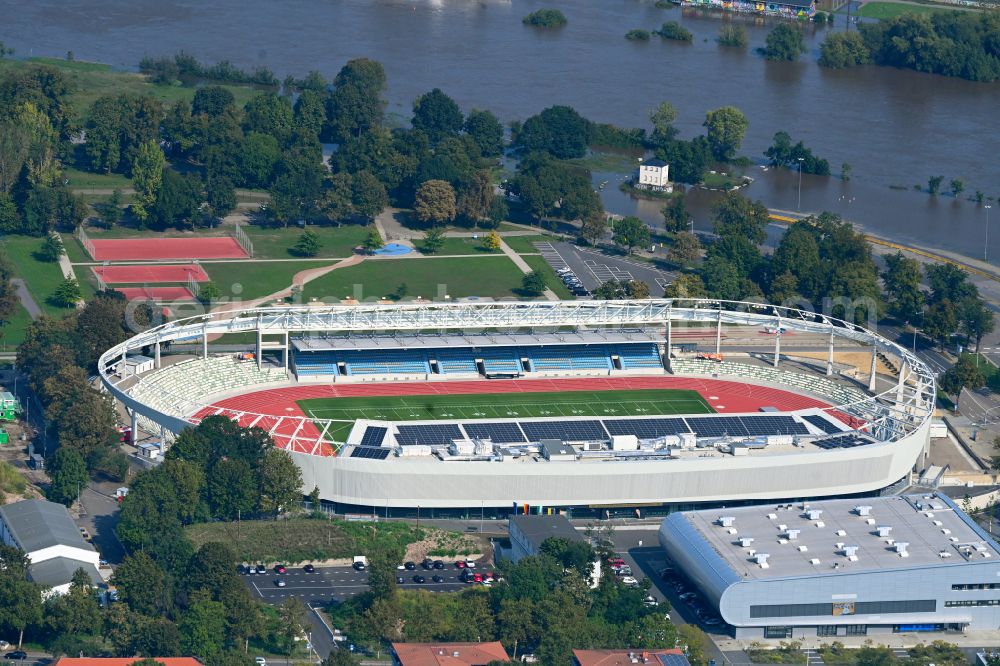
[603,417,690,439]
[657,654,692,666]
[739,415,809,436]
[350,446,391,460]
[685,416,750,437]
[463,422,526,443]
[359,426,387,448]
[814,433,873,449]
[802,414,845,435]
[396,424,464,446]
[521,420,607,442]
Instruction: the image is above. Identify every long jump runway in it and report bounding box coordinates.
[88,237,248,261]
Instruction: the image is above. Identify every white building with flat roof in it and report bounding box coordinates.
[637,159,671,191]
[659,493,1000,638]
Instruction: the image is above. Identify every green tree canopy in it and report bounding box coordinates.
[703,106,749,161]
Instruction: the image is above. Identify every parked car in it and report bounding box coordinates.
[79,527,91,541]
[4,652,26,661]
[422,558,434,569]
[274,564,286,574]
[644,595,658,606]
[679,592,698,602]
[621,576,639,587]
[704,617,722,627]
[464,560,476,569]
[433,560,445,570]
[432,575,444,583]
[256,564,266,574]
[303,564,315,573]
[396,576,405,584]
[404,561,416,570]
[275,579,286,588]
[254,658,266,666]
[0,644,8,652]
[455,561,467,569]
[413,575,426,584]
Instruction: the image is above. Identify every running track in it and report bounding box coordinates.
[195,376,835,457]
[93,263,209,283]
[89,237,247,261]
[117,286,196,301]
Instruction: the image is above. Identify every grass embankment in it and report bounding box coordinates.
[300,388,713,423]
[241,224,370,259]
[418,236,500,256]
[500,234,560,254]
[301,255,530,302]
[184,517,425,563]
[202,260,331,301]
[565,151,639,174]
[857,1,956,18]
[0,460,30,501]
[1,235,79,316]
[0,306,34,350]
[520,254,575,299]
[0,57,258,124]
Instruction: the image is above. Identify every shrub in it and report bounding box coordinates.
[717,24,748,47]
[626,29,652,41]
[522,9,567,28]
[657,21,694,42]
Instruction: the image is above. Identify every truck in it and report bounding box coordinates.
[352,555,367,571]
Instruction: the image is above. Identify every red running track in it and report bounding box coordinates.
[89,237,247,261]
[92,263,210,284]
[117,286,196,301]
[196,376,837,457]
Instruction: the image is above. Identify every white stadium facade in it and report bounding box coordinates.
[99,299,935,519]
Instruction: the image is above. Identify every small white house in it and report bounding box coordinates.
[117,354,154,378]
[637,159,672,192]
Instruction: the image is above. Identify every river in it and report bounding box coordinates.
[2,0,998,260]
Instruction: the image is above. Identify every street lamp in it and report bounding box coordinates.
[797,157,805,212]
[912,309,923,355]
[986,204,993,263]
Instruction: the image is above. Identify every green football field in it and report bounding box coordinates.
[298,388,714,427]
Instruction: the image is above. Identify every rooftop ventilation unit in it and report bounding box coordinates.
[855,505,873,516]
[806,509,823,520]
[843,545,859,559]
[939,551,952,558]
[810,558,821,565]
[718,516,735,527]
[767,513,777,520]
[875,526,892,537]
[778,524,788,531]
[836,542,845,550]
[786,529,800,540]
[739,537,755,548]
[755,553,770,568]
[895,542,910,557]
[836,530,847,537]
[798,545,809,552]
[942,528,951,535]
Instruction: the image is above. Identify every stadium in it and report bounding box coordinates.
[98,299,935,518]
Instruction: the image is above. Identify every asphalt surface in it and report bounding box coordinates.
[535,241,675,296]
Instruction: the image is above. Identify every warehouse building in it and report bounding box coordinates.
[659,493,1000,638]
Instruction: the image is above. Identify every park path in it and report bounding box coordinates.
[497,238,559,301]
[12,279,41,319]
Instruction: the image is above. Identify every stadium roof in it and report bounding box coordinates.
[291,329,661,352]
[0,499,96,554]
[573,650,689,666]
[679,494,1000,581]
[391,642,509,666]
[29,558,102,588]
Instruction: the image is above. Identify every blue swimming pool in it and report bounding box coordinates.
[373,243,413,256]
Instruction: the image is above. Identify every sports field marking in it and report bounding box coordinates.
[298,389,714,424]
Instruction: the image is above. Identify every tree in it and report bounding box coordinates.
[111,552,168,615]
[922,299,959,345]
[420,227,446,254]
[238,132,281,189]
[664,274,707,299]
[50,276,81,308]
[101,189,123,227]
[703,106,749,161]
[37,233,63,262]
[243,92,293,144]
[0,567,42,647]
[762,24,807,61]
[699,255,743,301]
[351,170,388,222]
[414,179,457,226]
[939,355,986,395]
[47,447,88,506]
[667,231,702,267]
[508,152,600,223]
[456,170,495,225]
[951,178,965,197]
[593,279,651,300]
[328,58,387,142]
[179,597,227,657]
[515,105,590,159]
[259,448,303,516]
[717,24,749,48]
[152,169,202,230]
[0,252,18,325]
[882,252,925,322]
[412,89,464,144]
[612,217,651,255]
[657,137,712,184]
[960,296,995,351]
[291,228,321,257]
[192,86,235,118]
[677,625,710,666]
[131,139,166,221]
[661,196,689,233]
[522,8,567,28]
[764,131,830,175]
[928,175,944,195]
[649,102,678,148]
[841,162,852,181]
[483,230,502,252]
[197,281,222,305]
[819,31,871,68]
[522,271,547,296]
[276,597,307,656]
[580,211,609,245]
[208,458,257,519]
[363,227,384,253]
[713,192,770,245]
[463,109,504,157]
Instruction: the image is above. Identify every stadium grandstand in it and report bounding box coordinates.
[99,299,935,518]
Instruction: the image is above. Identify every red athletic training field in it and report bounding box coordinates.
[195,376,837,456]
[116,287,196,301]
[92,263,210,284]
[88,237,247,261]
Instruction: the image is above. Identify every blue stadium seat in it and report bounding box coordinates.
[340,350,429,375]
[434,348,479,374]
[479,347,521,374]
[523,345,612,371]
[613,343,663,369]
[293,351,339,375]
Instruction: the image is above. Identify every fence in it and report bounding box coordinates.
[232,224,254,258]
[77,226,96,259]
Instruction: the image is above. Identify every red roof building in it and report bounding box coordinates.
[391,642,510,666]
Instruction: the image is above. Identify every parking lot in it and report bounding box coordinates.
[241,562,491,604]
[534,241,675,296]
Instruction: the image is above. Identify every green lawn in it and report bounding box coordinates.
[301,255,530,303]
[565,151,640,174]
[520,254,575,299]
[857,1,954,17]
[60,233,91,264]
[0,58,258,124]
[62,167,132,190]
[419,236,500,256]
[241,224,368,259]
[300,388,713,425]
[202,260,331,301]
[0,305,35,351]
[501,234,559,255]
[1,235,77,316]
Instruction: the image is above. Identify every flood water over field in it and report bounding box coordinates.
[2,0,999,259]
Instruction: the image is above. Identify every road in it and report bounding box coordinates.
[11,279,41,319]
[76,481,126,565]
